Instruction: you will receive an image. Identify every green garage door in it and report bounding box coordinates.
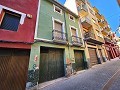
[74,50,84,71]
[39,47,64,83]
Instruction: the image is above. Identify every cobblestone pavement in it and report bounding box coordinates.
[39,59,120,90]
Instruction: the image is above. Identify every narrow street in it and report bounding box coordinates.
[38,59,120,90]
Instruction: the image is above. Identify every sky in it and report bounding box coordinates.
[58,0,120,37]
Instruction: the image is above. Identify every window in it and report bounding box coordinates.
[54,21,62,31]
[71,26,80,43]
[0,5,26,25]
[54,5,62,15]
[69,15,75,22]
[0,10,21,31]
[71,27,77,36]
[52,18,66,41]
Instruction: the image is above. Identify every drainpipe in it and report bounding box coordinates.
[63,11,73,76]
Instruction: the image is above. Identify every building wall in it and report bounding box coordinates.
[0,0,38,43]
[27,0,86,88]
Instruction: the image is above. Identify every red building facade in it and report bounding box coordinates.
[104,35,120,60]
[0,0,38,89]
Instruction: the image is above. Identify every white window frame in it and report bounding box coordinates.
[52,17,65,32]
[53,5,62,15]
[70,25,79,37]
[70,25,80,42]
[0,5,26,24]
[52,17,65,39]
[69,14,75,22]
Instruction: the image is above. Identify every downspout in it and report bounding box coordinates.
[63,11,72,75]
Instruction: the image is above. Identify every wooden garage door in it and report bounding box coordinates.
[99,49,104,63]
[0,48,30,90]
[88,48,98,66]
[39,47,64,83]
[74,50,84,71]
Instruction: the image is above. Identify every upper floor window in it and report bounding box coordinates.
[69,15,75,22]
[52,18,66,41]
[54,5,62,15]
[0,10,21,31]
[54,20,62,31]
[0,5,26,31]
[71,27,77,36]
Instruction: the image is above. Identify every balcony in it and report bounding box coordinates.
[81,17,92,29]
[76,0,85,4]
[77,5,88,17]
[84,32,104,45]
[98,20,104,27]
[104,37,111,43]
[102,29,109,35]
[98,36,104,43]
[95,12,101,19]
[93,7,99,13]
[71,35,83,46]
[104,26,110,31]
[52,30,67,44]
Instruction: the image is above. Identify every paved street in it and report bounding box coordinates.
[38,59,120,90]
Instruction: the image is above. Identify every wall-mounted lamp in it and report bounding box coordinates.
[27,14,32,19]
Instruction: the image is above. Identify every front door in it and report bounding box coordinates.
[74,50,84,71]
[88,48,98,66]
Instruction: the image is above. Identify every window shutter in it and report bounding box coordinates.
[54,21,62,31]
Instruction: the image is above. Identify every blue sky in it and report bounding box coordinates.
[58,0,120,37]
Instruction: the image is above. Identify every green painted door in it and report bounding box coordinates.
[39,47,64,83]
[74,50,84,71]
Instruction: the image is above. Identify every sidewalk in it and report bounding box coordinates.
[29,58,120,90]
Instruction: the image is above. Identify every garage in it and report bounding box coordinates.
[74,50,84,71]
[99,49,104,63]
[0,48,30,90]
[88,48,98,66]
[39,47,64,83]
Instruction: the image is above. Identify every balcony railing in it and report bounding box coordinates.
[98,36,104,43]
[72,35,82,46]
[81,17,92,29]
[84,32,95,39]
[77,4,88,12]
[76,0,85,4]
[52,30,67,42]
[81,17,91,24]
[84,32,104,45]
[104,37,111,43]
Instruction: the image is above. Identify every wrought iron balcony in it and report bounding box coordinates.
[72,35,83,46]
[84,32,104,45]
[84,32,95,39]
[77,4,88,12]
[95,12,101,19]
[104,37,111,43]
[76,0,85,4]
[52,30,67,44]
[98,20,105,27]
[81,17,92,29]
